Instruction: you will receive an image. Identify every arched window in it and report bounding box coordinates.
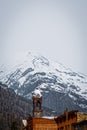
[35,101,41,110]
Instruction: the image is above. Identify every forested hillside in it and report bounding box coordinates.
[0,82,32,130]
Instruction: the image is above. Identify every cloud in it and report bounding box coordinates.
[0,0,87,74]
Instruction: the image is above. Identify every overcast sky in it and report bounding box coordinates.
[0,0,87,74]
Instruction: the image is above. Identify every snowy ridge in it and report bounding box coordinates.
[0,52,87,113]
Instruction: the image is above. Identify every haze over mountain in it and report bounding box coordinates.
[0,52,87,114]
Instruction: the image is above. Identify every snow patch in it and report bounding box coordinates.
[19,76,26,86]
[33,89,42,97]
[42,116,54,119]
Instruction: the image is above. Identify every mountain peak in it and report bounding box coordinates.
[0,51,87,114]
[27,51,49,66]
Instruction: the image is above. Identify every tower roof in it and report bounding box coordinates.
[33,89,42,97]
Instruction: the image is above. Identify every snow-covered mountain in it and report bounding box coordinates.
[0,52,87,114]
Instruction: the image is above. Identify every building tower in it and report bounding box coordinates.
[32,89,43,118]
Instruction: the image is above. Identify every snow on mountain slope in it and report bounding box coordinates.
[0,52,87,114]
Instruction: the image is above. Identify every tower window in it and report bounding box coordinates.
[36,101,41,110]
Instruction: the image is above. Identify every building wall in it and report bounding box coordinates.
[32,114,77,130]
[72,120,87,130]
[55,110,78,130]
[57,117,77,130]
[32,118,58,130]
[26,111,87,130]
[77,113,87,122]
